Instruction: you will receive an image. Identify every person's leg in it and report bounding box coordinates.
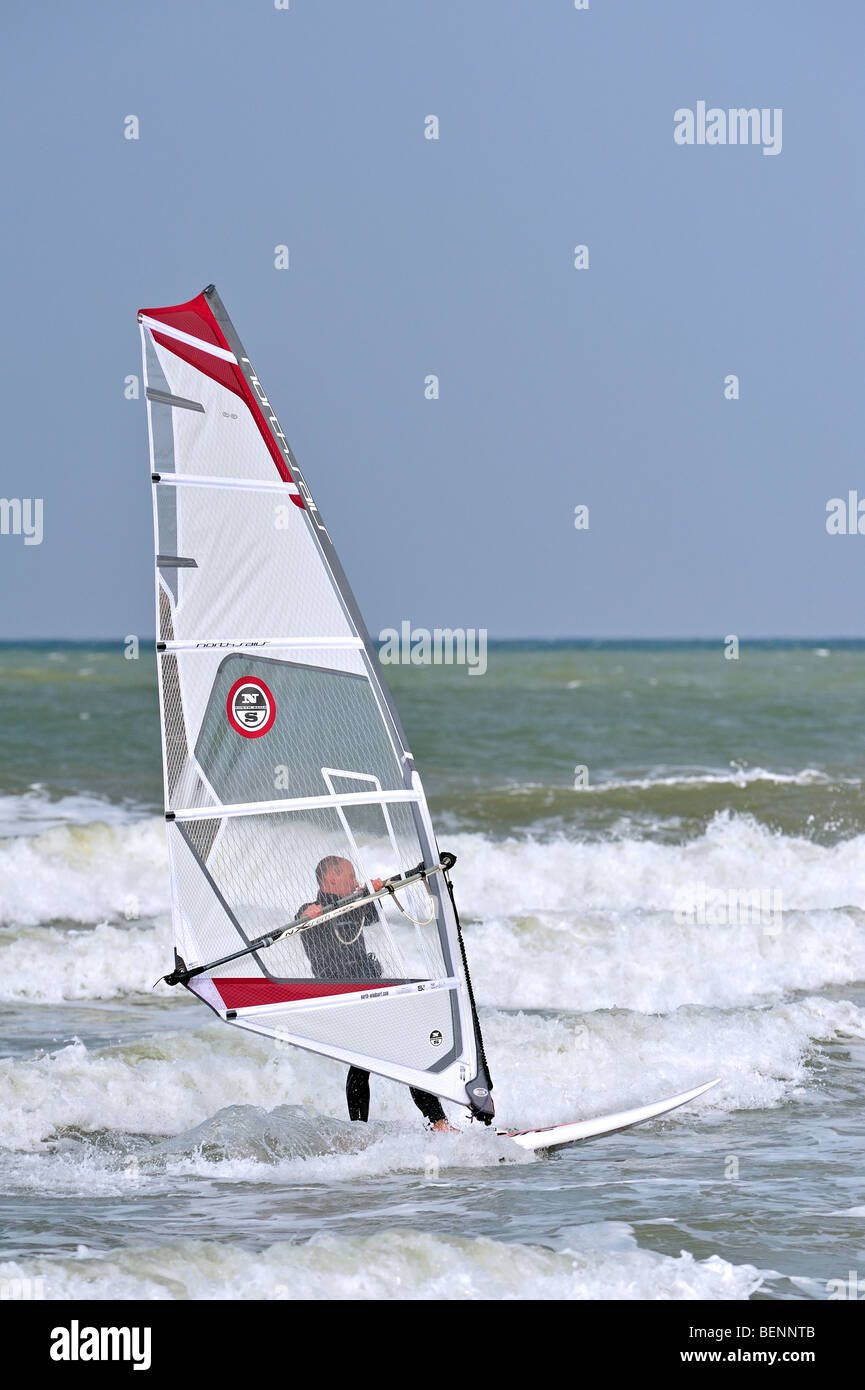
[346,1067,371,1121]
[409,1087,446,1126]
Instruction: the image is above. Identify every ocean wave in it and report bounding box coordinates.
[468,905,865,1013]
[497,766,854,796]
[0,817,167,929]
[2,812,865,1013]
[0,1225,766,1300]
[0,919,173,1002]
[1,995,859,1155]
[0,787,146,839]
[6,809,865,931]
[452,814,865,917]
[480,996,864,1130]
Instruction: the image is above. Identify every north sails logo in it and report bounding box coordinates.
[226,676,276,738]
[50,1321,151,1370]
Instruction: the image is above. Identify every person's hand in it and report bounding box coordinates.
[303,904,323,919]
[432,1119,458,1134]
[371,877,384,891]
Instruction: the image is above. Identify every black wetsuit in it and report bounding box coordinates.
[296,885,446,1127]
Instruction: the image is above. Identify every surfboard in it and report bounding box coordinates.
[500,1077,720,1152]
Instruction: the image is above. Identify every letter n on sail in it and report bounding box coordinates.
[138,287,492,1118]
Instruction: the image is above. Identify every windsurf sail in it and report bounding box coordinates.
[138,286,493,1120]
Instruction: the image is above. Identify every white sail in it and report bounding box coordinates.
[138,287,493,1118]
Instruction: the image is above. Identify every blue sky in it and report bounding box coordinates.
[2,0,864,638]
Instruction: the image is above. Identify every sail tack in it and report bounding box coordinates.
[139,287,493,1118]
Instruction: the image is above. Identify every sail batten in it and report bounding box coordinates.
[139,285,493,1119]
[160,639,366,651]
[152,474,301,494]
[171,790,423,821]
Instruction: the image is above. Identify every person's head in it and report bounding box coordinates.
[315,856,359,898]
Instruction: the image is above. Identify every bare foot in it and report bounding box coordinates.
[432,1119,458,1134]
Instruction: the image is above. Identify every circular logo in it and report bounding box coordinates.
[429,1030,443,1047]
[226,677,276,738]
[472,1087,489,1098]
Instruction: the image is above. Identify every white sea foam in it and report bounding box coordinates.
[452,815,865,918]
[1,995,860,1155]
[0,1226,766,1300]
[479,995,865,1129]
[2,812,864,1014]
[467,904,865,1013]
[0,817,167,929]
[0,919,173,1001]
[582,765,852,792]
[0,787,144,839]
[496,766,855,796]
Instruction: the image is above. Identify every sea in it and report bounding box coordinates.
[1,639,864,1301]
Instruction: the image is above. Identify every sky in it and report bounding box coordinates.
[1,0,864,639]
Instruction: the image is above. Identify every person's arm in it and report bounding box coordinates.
[369,860,425,893]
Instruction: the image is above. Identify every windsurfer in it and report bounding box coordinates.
[297,855,456,1132]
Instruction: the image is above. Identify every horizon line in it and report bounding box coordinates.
[1,636,864,647]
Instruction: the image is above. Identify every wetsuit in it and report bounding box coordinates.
[295,885,446,1127]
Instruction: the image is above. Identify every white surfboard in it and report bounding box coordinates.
[501,1077,720,1152]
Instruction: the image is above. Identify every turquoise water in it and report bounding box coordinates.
[0,642,864,1299]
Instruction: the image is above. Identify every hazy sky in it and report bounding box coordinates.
[2,1,864,639]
